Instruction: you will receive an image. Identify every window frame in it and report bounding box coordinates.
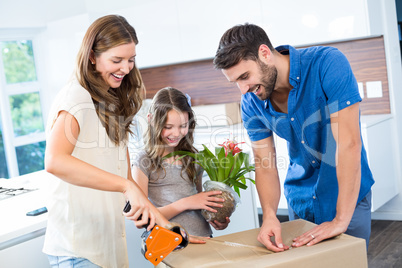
[0,31,46,178]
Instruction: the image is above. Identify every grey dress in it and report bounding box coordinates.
[133,150,212,237]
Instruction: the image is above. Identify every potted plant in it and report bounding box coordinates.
[164,138,255,222]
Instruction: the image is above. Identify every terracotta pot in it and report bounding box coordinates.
[201,180,240,223]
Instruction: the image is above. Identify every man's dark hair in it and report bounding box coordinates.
[213,23,275,70]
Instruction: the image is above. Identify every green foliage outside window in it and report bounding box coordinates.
[0,39,45,178]
[9,93,44,137]
[1,40,37,84]
[16,141,46,176]
[0,129,9,178]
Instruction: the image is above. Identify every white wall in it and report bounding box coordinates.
[117,0,371,68]
[36,14,91,119]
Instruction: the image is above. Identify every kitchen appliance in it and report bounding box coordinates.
[0,187,36,201]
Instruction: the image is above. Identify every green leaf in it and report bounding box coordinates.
[233,169,251,181]
[228,152,244,180]
[244,153,251,170]
[223,152,234,179]
[234,186,240,197]
[205,157,218,181]
[231,179,248,190]
[202,145,216,159]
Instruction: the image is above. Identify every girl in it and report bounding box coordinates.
[133,87,230,239]
[43,15,169,268]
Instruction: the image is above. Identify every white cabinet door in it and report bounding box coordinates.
[125,220,154,268]
[361,115,399,211]
[0,229,49,268]
[252,133,289,214]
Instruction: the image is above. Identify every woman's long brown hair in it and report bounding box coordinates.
[76,15,144,145]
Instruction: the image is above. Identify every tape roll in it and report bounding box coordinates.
[164,222,189,250]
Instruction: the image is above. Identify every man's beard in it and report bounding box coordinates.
[257,59,277,101]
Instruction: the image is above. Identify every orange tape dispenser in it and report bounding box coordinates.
[124,201,189,266]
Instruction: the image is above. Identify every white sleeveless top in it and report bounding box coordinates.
[43,78,129,268]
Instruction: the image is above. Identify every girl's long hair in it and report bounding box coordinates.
[76,15,144,145]
[145,87,198,182]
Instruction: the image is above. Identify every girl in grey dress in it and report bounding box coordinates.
[132,87,230,240]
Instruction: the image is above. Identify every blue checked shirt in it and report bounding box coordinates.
[241,45,374,224]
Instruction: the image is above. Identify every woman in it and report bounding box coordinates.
[43,15,169,268]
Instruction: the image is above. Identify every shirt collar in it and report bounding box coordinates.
[275,45,301,89]
[263,45,301,109]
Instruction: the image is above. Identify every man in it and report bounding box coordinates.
[213,23,374,251]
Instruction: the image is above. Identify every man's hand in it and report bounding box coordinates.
[292,219,348,247]
[258,217,289,252]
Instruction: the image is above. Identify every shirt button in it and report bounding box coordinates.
[290,117,295,121]
[313,196,316,199]
[297,77,300,80]
[346,101,351,105]
[301,140,305,144]
[312,160,315,164]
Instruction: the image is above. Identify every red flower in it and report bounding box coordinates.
[219,139,245,157]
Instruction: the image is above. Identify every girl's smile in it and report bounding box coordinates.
[162,109,189,150]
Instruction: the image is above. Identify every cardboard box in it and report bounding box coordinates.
[163,219,368,268]
[192,102,241,127]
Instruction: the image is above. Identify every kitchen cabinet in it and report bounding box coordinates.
[253,134,289,215]
[0,228,49,268]
[361,115,398,211]
[125,219,154,268]
[0,170,165,268]
[0,171,50,267]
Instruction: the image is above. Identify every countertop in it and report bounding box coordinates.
[0,170,52,245]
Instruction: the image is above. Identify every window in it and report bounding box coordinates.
[0,39,46,178]
[0,113,9,178]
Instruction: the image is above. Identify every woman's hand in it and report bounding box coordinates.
[183,191,225,212]
[209,217,230,230]
[123,181,170,231]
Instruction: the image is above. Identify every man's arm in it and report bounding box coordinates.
[253,136,288,252]
[292,102,361,247]
[331,102,362,226]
